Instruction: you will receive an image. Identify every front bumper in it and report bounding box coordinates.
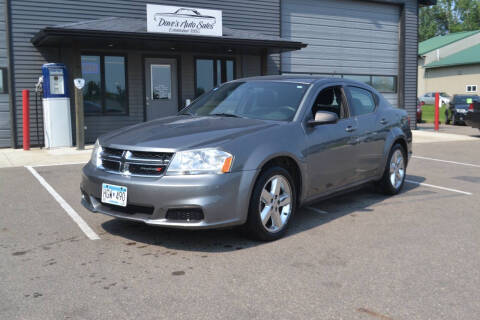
[81,162,257,229]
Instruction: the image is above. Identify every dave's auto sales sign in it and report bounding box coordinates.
[147,4,222,37]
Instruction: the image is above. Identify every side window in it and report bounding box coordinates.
[312,86,348,119]
[348,87,376,116]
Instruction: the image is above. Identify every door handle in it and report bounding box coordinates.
[345,126,356,133]
[380,118,388,125]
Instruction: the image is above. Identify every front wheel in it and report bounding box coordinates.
[244,166,296,241]
[376,144,407,195]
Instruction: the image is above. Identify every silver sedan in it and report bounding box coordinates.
[81,76,412,241]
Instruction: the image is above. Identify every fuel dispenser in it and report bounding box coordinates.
[42,63,73,148]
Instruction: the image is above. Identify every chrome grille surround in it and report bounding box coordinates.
[99,147,173,177]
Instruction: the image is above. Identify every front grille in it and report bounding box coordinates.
[103,147,123,158]
[166,208,204,221]
[102,159,121,172]
[130,151,171,163]
[99,147,173,177]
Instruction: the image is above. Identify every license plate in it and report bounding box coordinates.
[101,183,127,207]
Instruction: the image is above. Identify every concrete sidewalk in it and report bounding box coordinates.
[0,146,92,168]
[412,130,479,144]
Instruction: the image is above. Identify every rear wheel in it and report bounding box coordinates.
[376,144,406,195]
[244,166,296,241]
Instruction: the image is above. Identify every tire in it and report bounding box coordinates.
[244,166,296,241]
[376,144,407,195]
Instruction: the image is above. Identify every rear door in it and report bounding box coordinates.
[345,86,385,180]
[304,85,359,196]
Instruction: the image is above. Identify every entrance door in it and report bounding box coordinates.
[145,58,178,121]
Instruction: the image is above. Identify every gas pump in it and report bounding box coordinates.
[42,63,73,148]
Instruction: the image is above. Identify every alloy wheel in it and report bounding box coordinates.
[389,149,405,190]
[258,175,292,233]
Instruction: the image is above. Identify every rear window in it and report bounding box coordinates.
[454,95,480,104]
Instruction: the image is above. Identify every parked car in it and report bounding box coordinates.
[465,101,480,130]
[419,92,450,105]
[446,94,480,125]
[81,76,412,241]
[417,98,423,123]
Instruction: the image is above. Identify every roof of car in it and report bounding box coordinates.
[236,75,346,84]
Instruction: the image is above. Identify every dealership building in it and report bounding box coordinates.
[0,0,435,148]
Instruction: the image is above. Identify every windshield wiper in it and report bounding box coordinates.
[210,113,245,118]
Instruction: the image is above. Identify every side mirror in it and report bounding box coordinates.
[308,111,339,126]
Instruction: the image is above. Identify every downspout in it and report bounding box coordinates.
[4,0,17,148]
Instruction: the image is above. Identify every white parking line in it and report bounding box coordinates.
[31,161,88,168]
[26,166,100,240]
[305,206,328,214]
[405,179,472,196]
[413,156,480,168]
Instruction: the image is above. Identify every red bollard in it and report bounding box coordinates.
[22,89,30,150]
[434,92,440,131]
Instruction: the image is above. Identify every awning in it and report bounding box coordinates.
[31,17,307,54]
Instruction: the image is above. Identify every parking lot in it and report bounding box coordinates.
[1,131,480,320]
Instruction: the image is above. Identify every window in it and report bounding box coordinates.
[372,76,396,93]
[151,65,171,100]
[183,81,309,121]
[312,86,348,119]
[466,85,477,93]
[195,58,235,97]
[81,54,128,115]
[0,68,7,94]
[348,87,376,116]
[283,73,397,93]
[344,75,371,85]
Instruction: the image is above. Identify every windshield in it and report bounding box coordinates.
[182,81,310,121]
[453,95,480,104]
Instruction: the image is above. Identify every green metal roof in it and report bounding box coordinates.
[418,30,480,55]
[424,43,480,68]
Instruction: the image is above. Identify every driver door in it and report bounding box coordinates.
[304,85,359,197]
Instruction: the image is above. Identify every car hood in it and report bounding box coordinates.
[100,115,279,151]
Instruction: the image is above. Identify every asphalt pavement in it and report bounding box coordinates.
[1,135,479,320]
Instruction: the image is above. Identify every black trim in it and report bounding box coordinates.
[4,0,17,148]
[32,28,307,52]
[418,0,436,5]
[194,57,236,98]
[80,53,129,116]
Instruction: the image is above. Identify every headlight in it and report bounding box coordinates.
[166,149,233,175]
[90,139,103,168]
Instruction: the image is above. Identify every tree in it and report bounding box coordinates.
[419,0,480,42]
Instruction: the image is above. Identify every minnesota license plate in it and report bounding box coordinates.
[101,183,127,207]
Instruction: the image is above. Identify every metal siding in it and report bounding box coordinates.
[9,0,280,146]
[403,0,419,128]
[281,0,400,107]
[0,0,11,147]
